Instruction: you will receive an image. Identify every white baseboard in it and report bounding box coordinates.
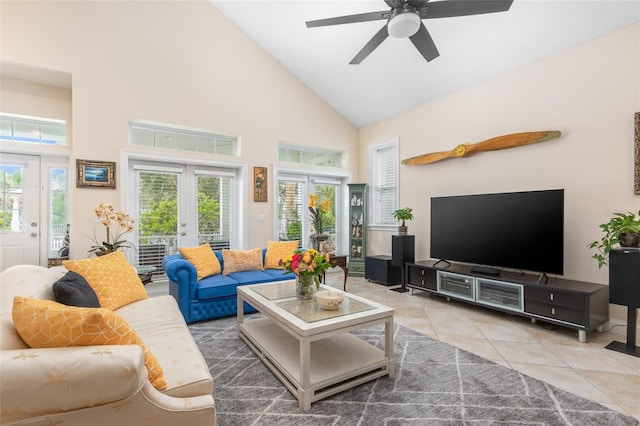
[603,318,640,337]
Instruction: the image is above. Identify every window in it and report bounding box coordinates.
[0,113,67,146]
[277,177,304,243]
[129,122,237,156]
[370,140,398,226]
[311,181,340,253]
[194,170,232,250]
[278,143,342,168]
[0,162,23,232]
[134,167,180,265]
[49,165,68,257]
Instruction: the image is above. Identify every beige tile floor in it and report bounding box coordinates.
[322,272,640,422]
[149,271,639,422]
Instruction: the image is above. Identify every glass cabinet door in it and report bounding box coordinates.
[348,183,367,276]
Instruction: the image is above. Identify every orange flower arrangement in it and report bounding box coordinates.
[279,248,332,290]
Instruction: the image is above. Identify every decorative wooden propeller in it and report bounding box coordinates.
[401,131,562,166]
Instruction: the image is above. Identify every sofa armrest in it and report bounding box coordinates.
[163,253,198,301]
[1,345,147,422]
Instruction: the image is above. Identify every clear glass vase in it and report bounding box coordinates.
[296,274,316,300]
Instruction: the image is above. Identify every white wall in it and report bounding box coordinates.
[0,0,358,255]
[359,23,640,322]
[0,76,72,142]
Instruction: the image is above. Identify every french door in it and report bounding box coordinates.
[130,161,235,271]
[276,172,344,253]
[0,153,68,271]
[0,154,40,270]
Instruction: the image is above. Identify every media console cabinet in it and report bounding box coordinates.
[405,260,609,342]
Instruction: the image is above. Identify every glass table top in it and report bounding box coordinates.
[249,281,376,323]
[250,280,297,300]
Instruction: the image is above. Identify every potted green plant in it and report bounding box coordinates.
[392,207,414,235]
[588,210,640,268]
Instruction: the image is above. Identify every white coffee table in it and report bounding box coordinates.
[237,281,394,411]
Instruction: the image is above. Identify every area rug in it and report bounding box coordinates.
[189,315,638,426]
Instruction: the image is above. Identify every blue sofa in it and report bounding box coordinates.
[162,249,295,323]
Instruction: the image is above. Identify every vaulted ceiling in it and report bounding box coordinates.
[212,1,640,128]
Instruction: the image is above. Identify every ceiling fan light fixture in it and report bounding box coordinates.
[388,11,420,39]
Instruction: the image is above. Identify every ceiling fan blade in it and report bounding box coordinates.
[409,23,439,62]
[386,0,424,8]
[350,25,389,64]
[421,0,513,19]
[306,11,392,28]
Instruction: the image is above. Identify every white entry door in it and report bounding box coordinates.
[0,153,41,271]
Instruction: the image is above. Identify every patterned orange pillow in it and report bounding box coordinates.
[63,251,147,310]
[12,296,167,390]
[264,240,299,269]
[178,243,221,280]
[222,248,263,275]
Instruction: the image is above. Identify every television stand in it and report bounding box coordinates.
[470,265,501,276]
[404,260,609,342]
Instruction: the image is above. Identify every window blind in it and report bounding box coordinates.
[371,142,398,225]
[135,170,179,267]
[277,179,305,244]
[195,173,232,250]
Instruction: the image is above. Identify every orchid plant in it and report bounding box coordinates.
[89,202,135,255]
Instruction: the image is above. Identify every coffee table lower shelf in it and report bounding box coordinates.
[239,317,391,410]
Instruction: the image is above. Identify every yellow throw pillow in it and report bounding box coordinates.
[264,240,299,269]
[12,296,167,390]
[63,251,147,311]
[178,243,221,280]
[222,248,263,275]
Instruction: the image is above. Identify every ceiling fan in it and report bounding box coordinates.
[306,0,514,64]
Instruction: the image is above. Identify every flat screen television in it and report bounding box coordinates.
[430,189,564,276]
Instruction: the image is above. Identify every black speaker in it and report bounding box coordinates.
[606,247,640,357]
[392,235,415,267]
[609,247,640,308]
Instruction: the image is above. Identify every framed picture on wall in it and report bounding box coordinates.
[254,166,267,202]
[635,112,639,195]
[76,159,116,189]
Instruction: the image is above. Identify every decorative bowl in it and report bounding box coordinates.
[315,290,345,310]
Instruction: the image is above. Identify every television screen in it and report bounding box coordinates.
[430,189,564,275]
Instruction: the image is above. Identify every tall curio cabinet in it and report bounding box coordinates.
[347,183,367,276]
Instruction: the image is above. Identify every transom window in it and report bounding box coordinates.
[278,143,342,168]
[0,113,67,146]
[129,122,237,156]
